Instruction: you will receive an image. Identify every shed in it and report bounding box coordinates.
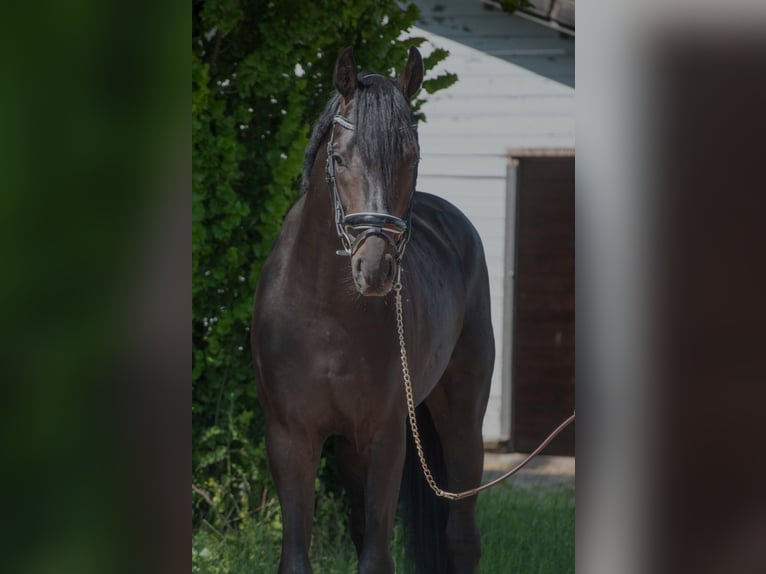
[412,0,575,453]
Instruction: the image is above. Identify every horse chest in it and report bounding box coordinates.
[259,310,396,381]
[307,324,398,381]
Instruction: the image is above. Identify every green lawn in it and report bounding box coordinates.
[476,482,574,574]
[192,481,574,573]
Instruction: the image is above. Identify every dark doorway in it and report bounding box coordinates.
[507,151,574,455]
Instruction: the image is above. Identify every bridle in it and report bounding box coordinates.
[325,113,416,260]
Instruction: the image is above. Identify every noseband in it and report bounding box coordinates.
[325,114,417,260]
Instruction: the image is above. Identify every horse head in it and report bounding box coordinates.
[328,46,423,296]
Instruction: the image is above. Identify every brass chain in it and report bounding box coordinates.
[393,268,459,501]
[393,265,576,502]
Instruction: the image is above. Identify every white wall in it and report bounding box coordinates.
[414,27,575,442]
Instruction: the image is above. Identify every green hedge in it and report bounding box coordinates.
[192,0,456,530]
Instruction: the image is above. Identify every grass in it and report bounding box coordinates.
[476,482,574,573]
[192,481,574,573]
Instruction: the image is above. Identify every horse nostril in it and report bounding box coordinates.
[355,257,362,276]
[386,255,394,280]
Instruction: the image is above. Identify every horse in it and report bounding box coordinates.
[251,46,495,574]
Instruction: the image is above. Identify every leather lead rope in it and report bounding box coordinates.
[393,266,575,501]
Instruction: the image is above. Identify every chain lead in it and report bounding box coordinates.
[394,266,576,502]
[394,265,459,501]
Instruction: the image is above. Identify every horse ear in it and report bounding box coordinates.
[334,46,357,101]
[398,46,424,101]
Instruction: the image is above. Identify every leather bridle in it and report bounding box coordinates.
[325,114,416,260]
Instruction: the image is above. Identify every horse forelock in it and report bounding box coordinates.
[353,73,418,190]
[301,73,417,195]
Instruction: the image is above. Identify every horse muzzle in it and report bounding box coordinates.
[351,234,397,296]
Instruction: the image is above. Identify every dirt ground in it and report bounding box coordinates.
[483,453,575,487]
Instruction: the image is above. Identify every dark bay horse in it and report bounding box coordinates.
[251,46,494,574]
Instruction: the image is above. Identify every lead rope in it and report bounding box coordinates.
[393,265,576,501]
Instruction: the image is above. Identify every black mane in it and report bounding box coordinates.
[301,73,418,194]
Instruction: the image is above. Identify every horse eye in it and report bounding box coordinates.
[332,154,345,167]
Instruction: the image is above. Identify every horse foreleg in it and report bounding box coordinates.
[357,418,406,574]
[265,422,322,574]
[337,437,368,557]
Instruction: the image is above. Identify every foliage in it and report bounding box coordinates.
[498,0,532,14]
[192,0,457,531]
[192,483,361,573]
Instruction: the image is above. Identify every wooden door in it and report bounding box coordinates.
[508,152,575,455]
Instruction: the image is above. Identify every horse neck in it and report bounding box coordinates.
[291,139,349,291]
